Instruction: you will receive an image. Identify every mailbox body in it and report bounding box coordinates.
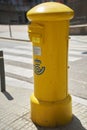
[29,21,69,101]
[27,2,74,127]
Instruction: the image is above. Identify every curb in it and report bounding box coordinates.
[70,25,87,35]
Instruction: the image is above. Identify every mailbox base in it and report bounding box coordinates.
[30,93,72,127]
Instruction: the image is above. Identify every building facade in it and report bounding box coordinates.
[67,0,87,24]
[0,0,30,24]
[0,0,87,24]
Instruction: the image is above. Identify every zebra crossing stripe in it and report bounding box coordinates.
[2,48,33,55]
[69,47,87,51]
[5,64,33,78]
[6,77,33,89]
[15,45,32,50]
[68,56,81,62]
[69,50,82,56]
[4,54,33,64]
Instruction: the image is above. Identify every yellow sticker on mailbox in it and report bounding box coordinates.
[32,37,40,43]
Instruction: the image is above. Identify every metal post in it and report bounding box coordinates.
[0,51,6,92]
[9,24,12,38]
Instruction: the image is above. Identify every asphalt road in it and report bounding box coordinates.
[0,37,87,99]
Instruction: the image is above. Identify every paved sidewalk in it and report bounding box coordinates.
[0,85,87,130]
[0,25,29,41]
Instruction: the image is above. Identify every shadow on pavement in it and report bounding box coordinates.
[82,51,87,54]
[2,91,14,100]
[35,115,86,130]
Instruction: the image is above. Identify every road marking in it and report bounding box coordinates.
[4,54,33,64]
[5,64,33,78]
[69,78,87,84]
[69,50,82,55]
[15,45,32,50]
[6,77,33,89]
[1,48,33,55]
[69,47,87,51]
[68,56,81,62]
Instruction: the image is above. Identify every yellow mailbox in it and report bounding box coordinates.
[27,2,74,127]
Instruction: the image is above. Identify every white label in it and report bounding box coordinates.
[33,46,41,56]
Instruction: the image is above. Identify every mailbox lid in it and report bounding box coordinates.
[27,2,74,21]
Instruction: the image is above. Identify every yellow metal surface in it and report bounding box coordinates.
[27,2,74,127]
[27,2,74,21]
[29,21,69,101]
[31,94,72,127]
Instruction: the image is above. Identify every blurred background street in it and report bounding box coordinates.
[0,0,87,130]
